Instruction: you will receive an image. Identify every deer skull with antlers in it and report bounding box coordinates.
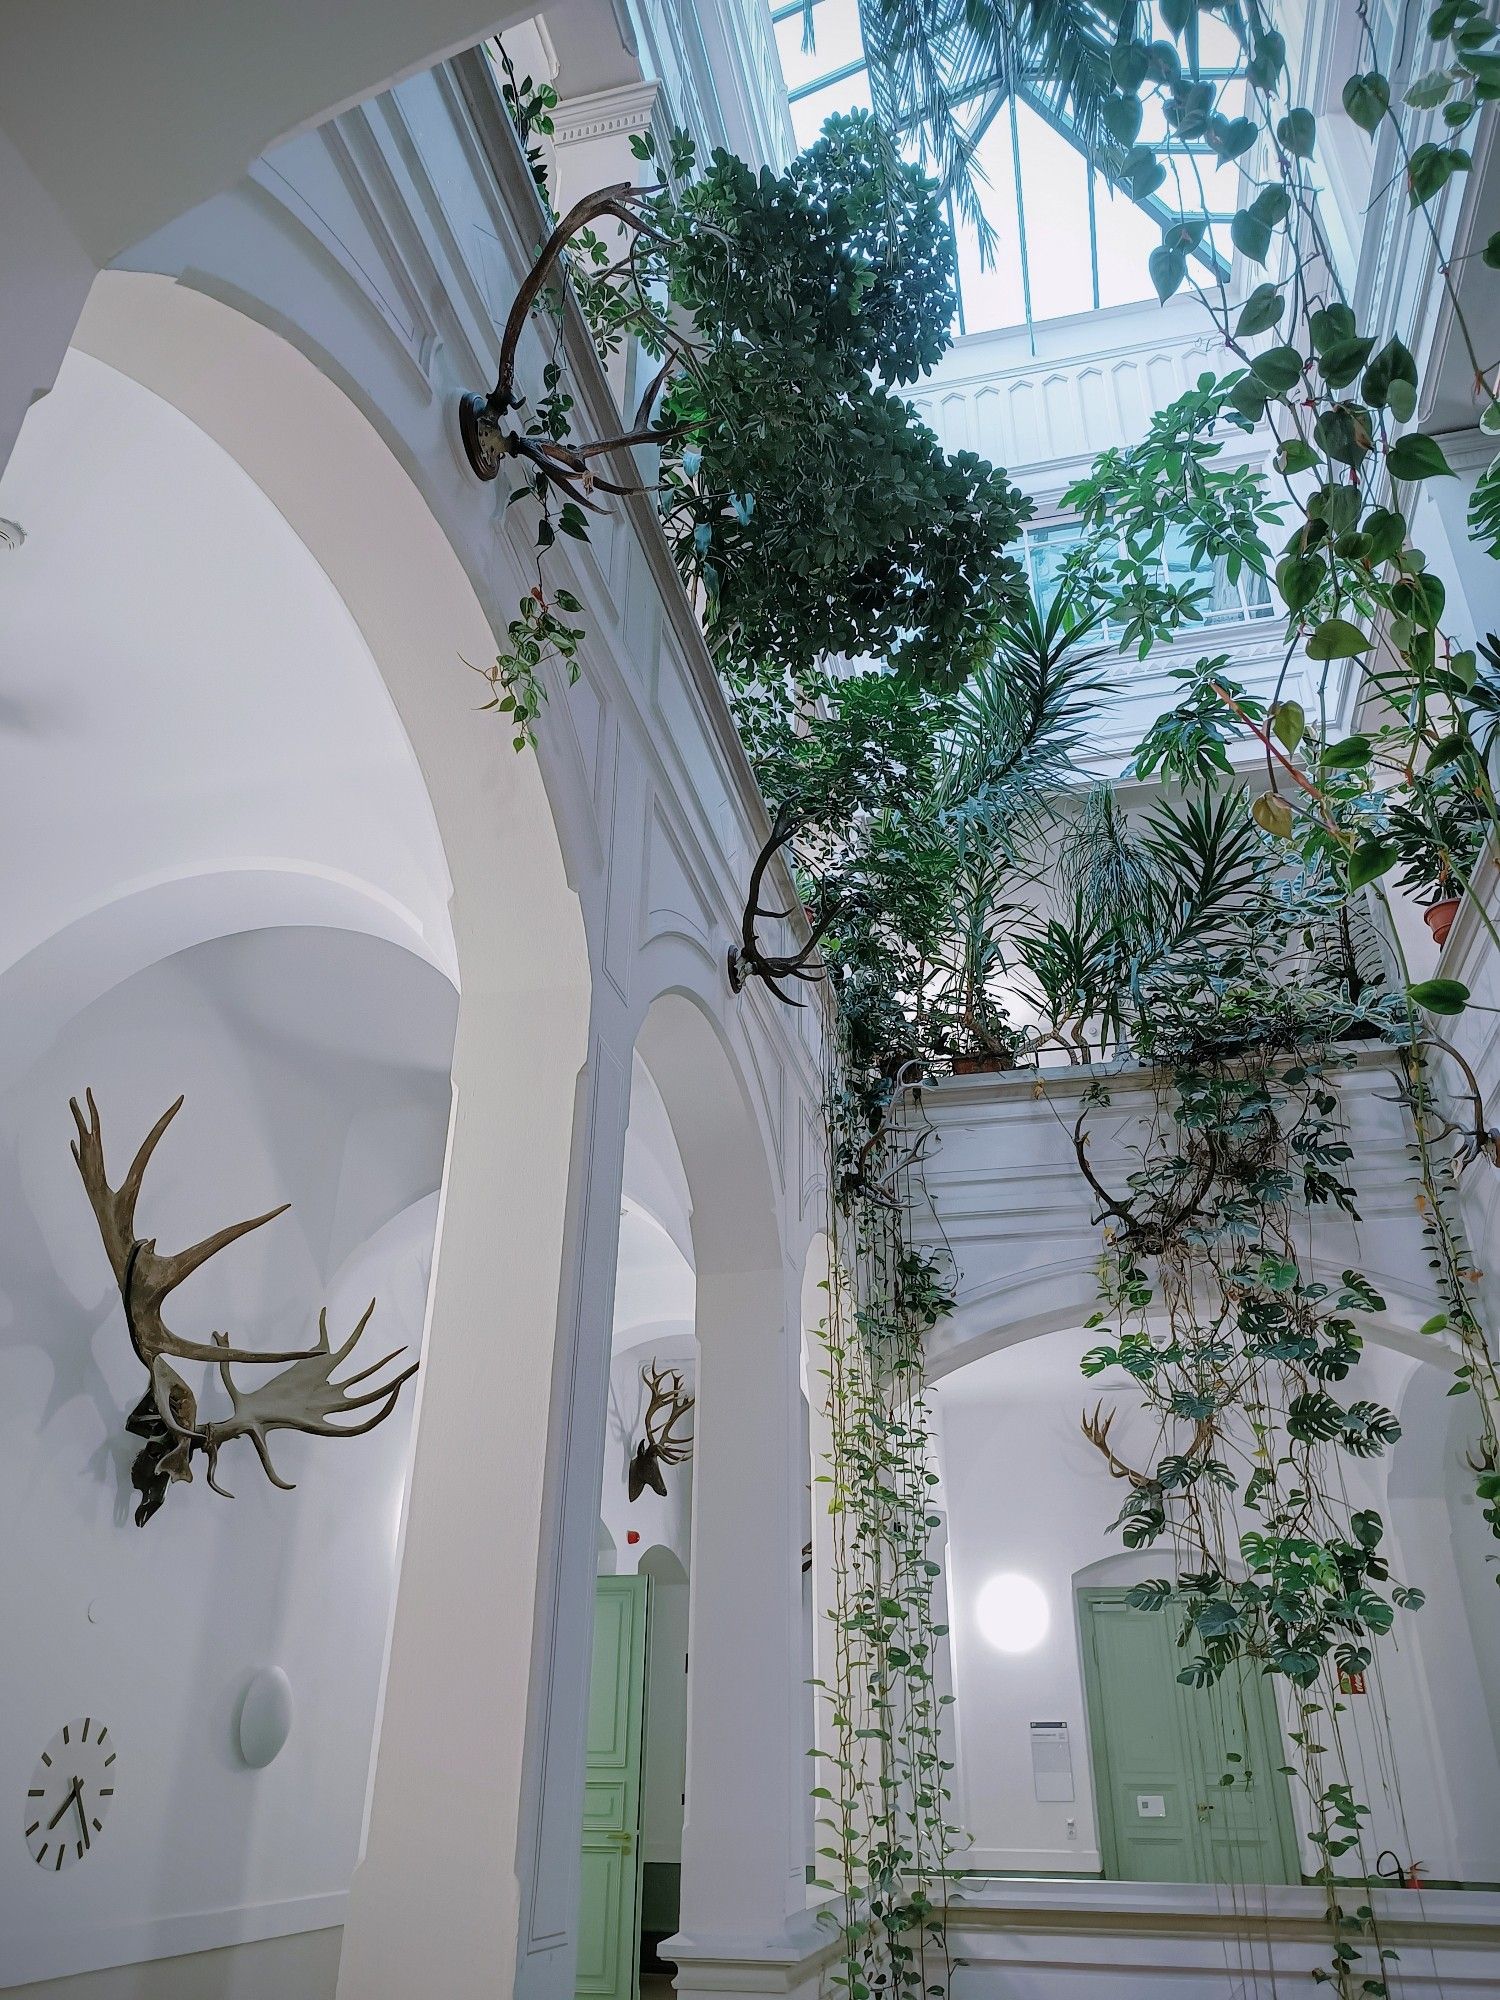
[69,1091,418,1527]
[628,1360,695,1502]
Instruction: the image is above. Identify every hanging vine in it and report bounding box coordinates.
[813,1047,962,2000]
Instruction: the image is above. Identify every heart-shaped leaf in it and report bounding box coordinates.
[1278,106,1317,155]
[1388,432,1455,480]
[1342,70,1390,131]
[1307,616,1371,659]
[1321,734,1372,769]
[1103,92,1143,146]
[1251,344,1304,393]
[1236,283,1285,336]
[1348,837,1398,889]
[1408,978,1469,1014]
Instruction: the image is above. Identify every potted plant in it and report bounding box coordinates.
[1387,775,1489,947]
[941,1001,1029,1075]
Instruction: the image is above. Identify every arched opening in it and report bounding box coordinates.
[577,1052,697,2000]
[630,992,807,1967]
[0,272,592,1997]
[932,1318,1500,1890]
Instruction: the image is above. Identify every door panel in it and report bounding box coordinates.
[1183,1656,1302,1886]
[1082,1593,1203,1880]
[578,1576,649,2000]
[1080,1589,1298,1886]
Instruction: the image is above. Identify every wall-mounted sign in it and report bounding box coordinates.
[1030,1721,1074,1803]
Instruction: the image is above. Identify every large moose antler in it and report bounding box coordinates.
[628,1360,695,1502]
[204,1306,418,1496]
[69,1092,417,1525]
[727,804,839,1007]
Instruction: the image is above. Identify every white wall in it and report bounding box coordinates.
[0,927,455,1988]
[0,349,454,987]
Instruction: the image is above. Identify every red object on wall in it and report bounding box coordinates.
[626,1530,640,1545]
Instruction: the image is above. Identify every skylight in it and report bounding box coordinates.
[771,0,1249,338]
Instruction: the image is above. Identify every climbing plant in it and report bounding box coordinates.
[815,1043,961,2000]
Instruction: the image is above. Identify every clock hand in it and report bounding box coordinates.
[47,1778,82,1832]
[72,1787,91,1851]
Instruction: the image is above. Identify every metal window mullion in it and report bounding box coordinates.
[1007,90,1035,354]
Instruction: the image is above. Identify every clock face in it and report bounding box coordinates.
[25,1719,117,1872]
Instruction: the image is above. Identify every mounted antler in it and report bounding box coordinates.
[728,803,839,1007]
[1072,1110,1216,1255]
[459,182,681,488]
[628,1360,695,1502]
[1080,1402,1153,1488]
[204,1306,417,1496]
[69,1092,417,1525]
[1418,1036,1500,1175]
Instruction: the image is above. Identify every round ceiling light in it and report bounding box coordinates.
[976,1572,1050,1655]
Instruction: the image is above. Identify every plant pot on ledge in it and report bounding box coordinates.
[951,1051,1019,1076]
[1424,896,1461,948]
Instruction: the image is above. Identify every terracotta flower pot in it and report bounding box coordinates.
[1424,896,1461,948]
[951,1051,1017,1075]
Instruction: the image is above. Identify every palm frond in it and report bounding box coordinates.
[935,590,1109,836]
[854,0,1133,229]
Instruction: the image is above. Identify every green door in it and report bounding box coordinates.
[577,1576,649,2000]
[1079,1588,1299,1886]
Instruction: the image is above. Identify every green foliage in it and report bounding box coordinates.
[487,95,1033,729]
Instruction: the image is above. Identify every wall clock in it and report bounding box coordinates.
[25,1719,117,1871]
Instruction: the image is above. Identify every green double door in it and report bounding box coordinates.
[577,1576,650,2000]
[1079,1588,1300,1885]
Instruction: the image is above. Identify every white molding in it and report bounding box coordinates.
[550,79,663,147]
[2,1892,346,1989]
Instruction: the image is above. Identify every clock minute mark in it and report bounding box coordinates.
[76,1842,84,1859]
[28,1788,44,1797]
[25,1821,39,1837]
[92,1818,102,1832]
[98,1789,113,1797]
[62,1726,69,1745]
[55,1845,64,1870]
[41,1751,51,1767]
[36,1842,47,1862]
[82,1719,91,1741]
[103,1753,115,1767]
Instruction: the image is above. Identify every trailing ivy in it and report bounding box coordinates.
[815,1048,961,2000]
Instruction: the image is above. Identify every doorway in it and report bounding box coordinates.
[577,1576,649,2000]
[1079,1589,1299,1885]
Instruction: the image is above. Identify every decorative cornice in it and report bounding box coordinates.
[550,78,663,148]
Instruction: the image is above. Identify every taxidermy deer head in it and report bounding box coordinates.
[69,1091,418,1527]
[628,1360,694,1502]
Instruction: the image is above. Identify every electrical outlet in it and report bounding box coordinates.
[1066,1818,1077,1840]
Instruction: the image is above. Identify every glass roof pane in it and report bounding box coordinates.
[773,0,867,96]
[1091,181,1160,311]
[951,115,1026,334]
[1014,104,1094,322]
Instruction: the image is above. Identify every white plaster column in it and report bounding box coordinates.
[670,1262,821,1998]
[514,1016,636,2000]
[336,972,608,2000]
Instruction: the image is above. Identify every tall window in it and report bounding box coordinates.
[771,0,1248,337]
[1024,520,1272,631]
